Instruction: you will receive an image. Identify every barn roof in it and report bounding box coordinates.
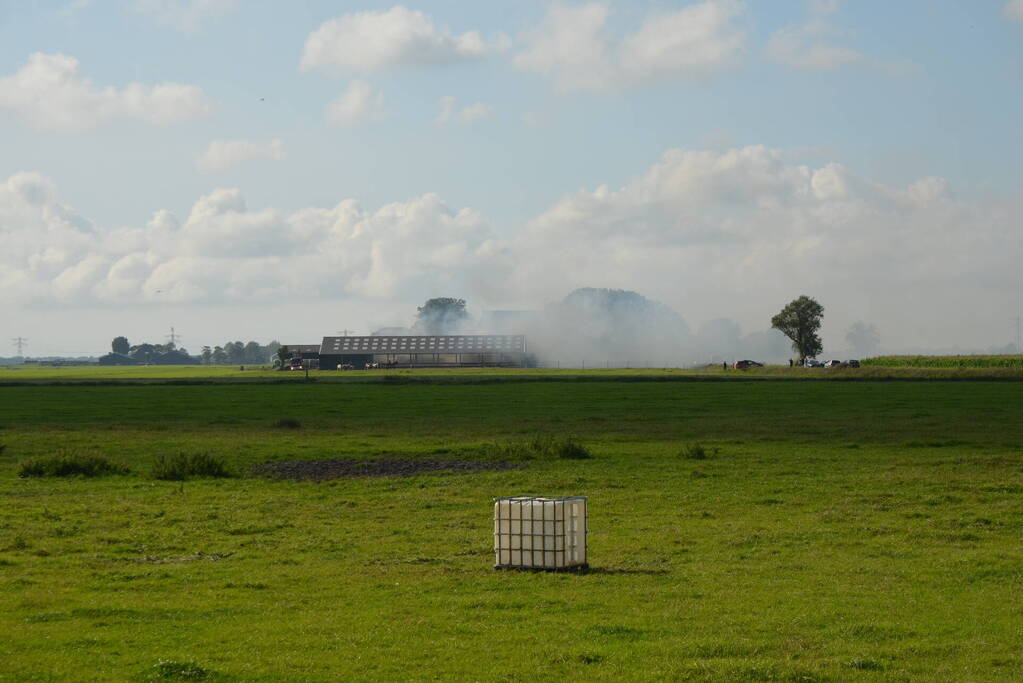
[320,335,525,355]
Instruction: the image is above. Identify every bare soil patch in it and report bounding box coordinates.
[251,457,520,481]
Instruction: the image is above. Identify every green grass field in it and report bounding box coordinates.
[1,375,1021,681]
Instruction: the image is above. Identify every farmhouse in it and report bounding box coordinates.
[319,334,526,369]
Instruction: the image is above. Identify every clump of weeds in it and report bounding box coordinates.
[151,453,232,481]
[19,452,129,478]
[680,443,719,460]
[475,435,593,461]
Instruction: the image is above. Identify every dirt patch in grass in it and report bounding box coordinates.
[251,456,521,481]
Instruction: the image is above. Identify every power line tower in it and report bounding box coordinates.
[11,337,27,356]
[337,329,354,337]
[166,327,181,347]
[1013,316,1021,349]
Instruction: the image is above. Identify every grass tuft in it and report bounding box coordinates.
[151,453,232,481]
[844,657,885,670]
[144,659,218,680]
[19,453,129,478]
[679,443,721,459]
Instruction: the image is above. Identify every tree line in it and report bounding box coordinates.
[110,337,280,365]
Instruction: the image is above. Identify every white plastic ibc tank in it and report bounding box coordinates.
[493,496,587,570]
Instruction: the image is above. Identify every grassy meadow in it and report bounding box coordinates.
[1,375,1021,681]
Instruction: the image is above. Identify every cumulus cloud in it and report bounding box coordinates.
[1006,0,1023,22]
[0,52,212,132]
[129,0,238,32]
[301,6,492,72]
[436,96,493,125]
[0,173,493,306]
[326,80,385,125]
[2,148,1020,349]
[197,139,285,173]
[514,0,745,91]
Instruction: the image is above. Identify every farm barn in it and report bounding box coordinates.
[281,345,321,369]
[319,335,526,369]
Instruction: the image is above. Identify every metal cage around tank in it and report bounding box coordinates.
[493,495,588,571]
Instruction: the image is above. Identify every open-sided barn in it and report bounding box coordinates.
[319,335,526,369]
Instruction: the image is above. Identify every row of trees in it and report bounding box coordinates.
[110,337,191,364]
[110,337,281,365]
[198,340,280,365]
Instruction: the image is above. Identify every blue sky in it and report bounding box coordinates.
[1,1,1022,357]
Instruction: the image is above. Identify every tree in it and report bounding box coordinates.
[211,346,226,365]
[200,346,212,365]
[275,345,290,369]
[111,336,130,355]
[845,321,880,358]
[415,298,469,334]
[128,343,161,364]
[224,341,245,364]
[243,341,262,364]
[771,296,824,363]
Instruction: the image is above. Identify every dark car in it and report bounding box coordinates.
[847,359,861,368]
[733,360,764,370]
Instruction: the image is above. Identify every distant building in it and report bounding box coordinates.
[280,344,320,368]
[153,350,195,365]
[98,352,140,366]
[319,335,526,369]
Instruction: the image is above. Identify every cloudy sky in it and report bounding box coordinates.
[2,0,1022,357]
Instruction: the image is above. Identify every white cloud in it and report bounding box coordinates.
[326,80,385,126]
[436,96,493,125]
[767,19,863,70]
[301,6,491,72]
[0,173,493,306]
[1006,0,1023,22]
[514,0,745,92]
[197,139,285,173]
[0,52,212,132]
[3,151,1020,349]
[129,0,238,32]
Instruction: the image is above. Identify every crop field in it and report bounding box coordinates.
[864,355,1023,369]
[1,376,1022,681]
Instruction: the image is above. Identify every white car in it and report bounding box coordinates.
[803,359,823,367]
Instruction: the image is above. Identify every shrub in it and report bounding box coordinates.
[272,418,301,429]
[152,453,231,481]
[19,453,129,478]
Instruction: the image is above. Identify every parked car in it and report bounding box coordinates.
[824,360,843,368]
[803,359,823,367]
[847,359,861,368]
[733,360,764,370]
